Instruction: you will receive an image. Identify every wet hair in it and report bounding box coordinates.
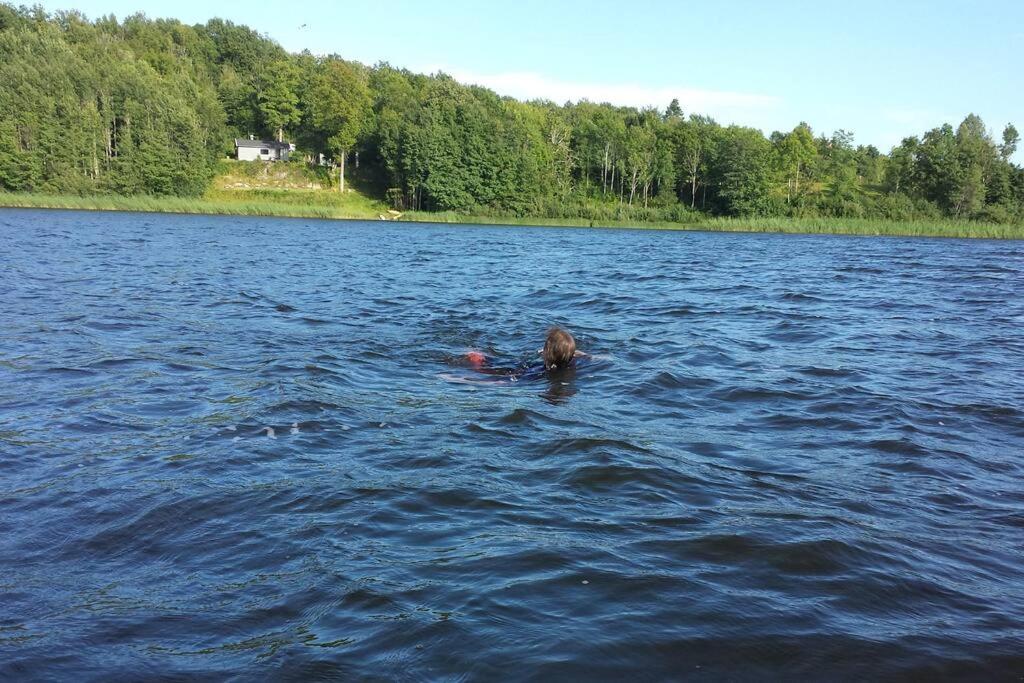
[543,327,576,369]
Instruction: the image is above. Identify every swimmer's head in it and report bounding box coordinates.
[542,327,576,370]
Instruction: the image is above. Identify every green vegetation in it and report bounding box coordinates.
[402,212,1022,239]
[0,190,354,219]
[0,183,387,220]
[0,4,1022,237]
[5,190,1019,239]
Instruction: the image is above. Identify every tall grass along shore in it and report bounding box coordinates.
[1,192,1021,239]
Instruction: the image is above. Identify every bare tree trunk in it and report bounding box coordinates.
[338,152,345,193]
[277,127,283,143]
[690,163,698,209]
[602,143,609,195]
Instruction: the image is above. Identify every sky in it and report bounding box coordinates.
[32,0,1024,159]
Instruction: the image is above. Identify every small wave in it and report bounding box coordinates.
[680,441,737,458]
[204,298,254,308]
[86,357,146,369]
[537,437,653,458]
[797,366,858,378]
[950,402,1023,428]
[394,487,524,514]
[59,413,150,434]
[648,370,715,390]
[781,291,827,303]
[42,366,96,377]
[709,386,806,403]
[562,462,697,495]
[496,408,576,427]
[304,363,339,376]
[465,422,518,439]
[839,265,885,274]
[83,320,138,331]
[756,412,864,430]
[163,362,200,372]
[867,438,930,457]
[759,538,876,575]
[648,305,698,317]
[764,320,831,343]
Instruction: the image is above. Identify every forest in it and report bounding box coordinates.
[1,4,1022,225]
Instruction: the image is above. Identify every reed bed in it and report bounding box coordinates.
[2,192,1021,239]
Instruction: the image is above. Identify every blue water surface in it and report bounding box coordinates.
[1,209,1022,679]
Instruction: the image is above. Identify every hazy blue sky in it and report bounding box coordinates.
[34,0,1024,157]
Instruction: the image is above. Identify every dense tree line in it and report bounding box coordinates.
[1,4,1022,222]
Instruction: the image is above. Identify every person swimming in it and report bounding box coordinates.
[541,327,578,370]
[463,327,584,379]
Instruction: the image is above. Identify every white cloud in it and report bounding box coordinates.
[417,65,781,123]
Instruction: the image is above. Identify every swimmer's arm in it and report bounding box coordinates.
[466,351,518,376]
[475,366,517,376]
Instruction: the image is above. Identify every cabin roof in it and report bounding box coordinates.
[234,139,291,149]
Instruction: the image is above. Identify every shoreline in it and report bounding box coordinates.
[2,193,1021,240]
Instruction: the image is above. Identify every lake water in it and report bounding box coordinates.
[1,209,1023,679]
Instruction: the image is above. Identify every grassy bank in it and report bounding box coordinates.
[403,210,1024,239]
[0,190,386,220]
[2,191,1022,239]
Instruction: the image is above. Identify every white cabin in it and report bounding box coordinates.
[234,138,294,162]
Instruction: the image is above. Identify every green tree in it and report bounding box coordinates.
[916,124,961,212]
[775,122,817,204]
[716,126,773,216]
[950,114,994,217]
[854,145,883,185]
[198,17,285,136]
[257,58,301,142]
[307,57,370,192]
[664,98,683,121]
[672,114,717,208]
[884,136,918,195]
[1000,123,1019,161]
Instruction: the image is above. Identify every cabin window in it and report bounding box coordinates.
[260,148,269,155]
